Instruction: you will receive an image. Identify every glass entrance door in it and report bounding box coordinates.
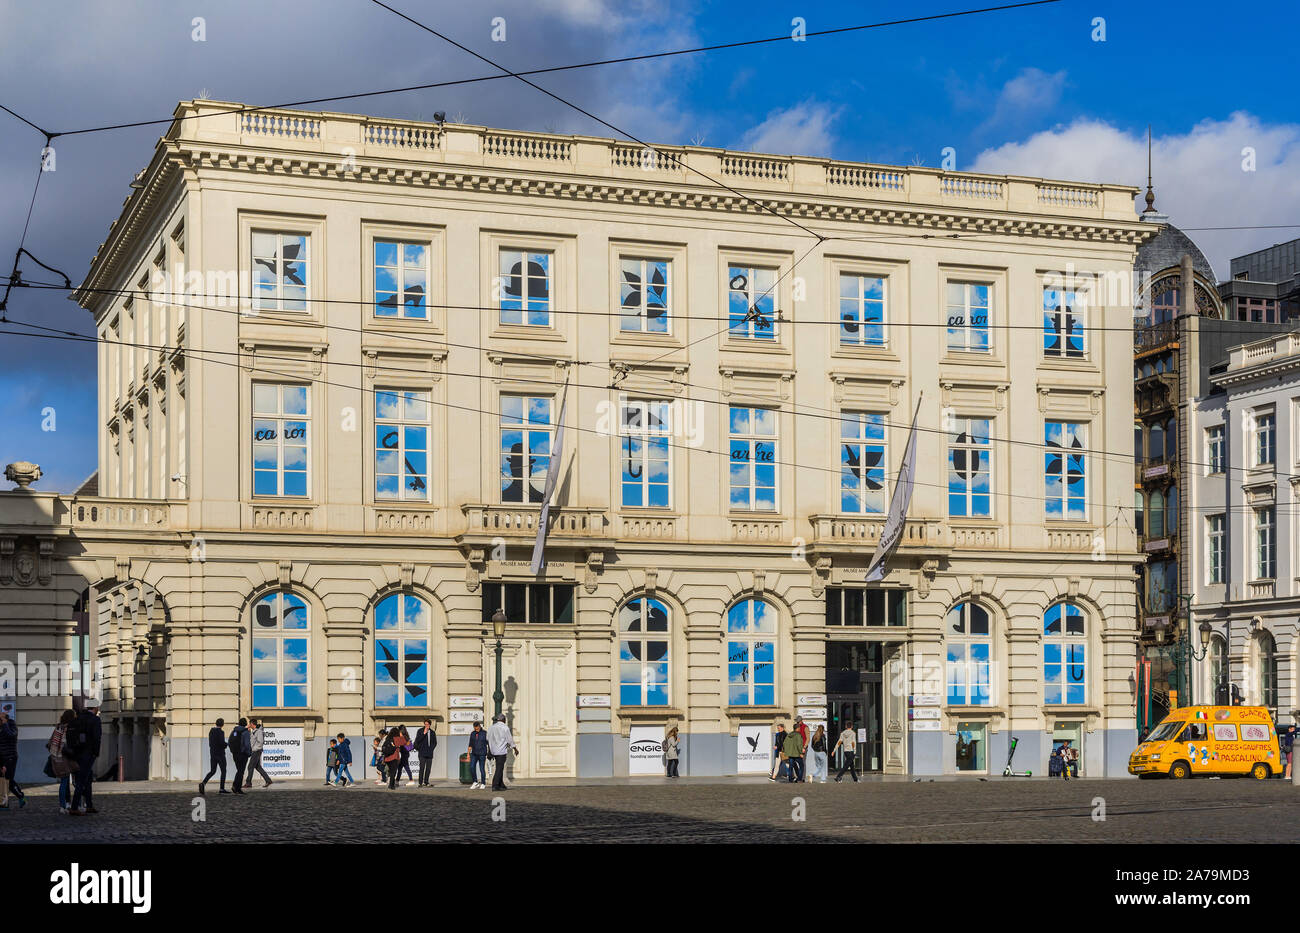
[826,641,885,772]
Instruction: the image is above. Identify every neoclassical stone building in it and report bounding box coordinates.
[0,100,1151,782]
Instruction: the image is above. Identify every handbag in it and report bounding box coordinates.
[43,755,56,779]
[383,750,400,763]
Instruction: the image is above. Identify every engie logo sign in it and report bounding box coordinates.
[50,864,151,913]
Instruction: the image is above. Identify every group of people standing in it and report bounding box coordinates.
[0,700,103,815]
[770,716,861,784]
[198,717,275,795]
[371,720,438,788]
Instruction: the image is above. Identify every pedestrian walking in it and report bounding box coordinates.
[397,725,415,786]
[1282,724,1297,779]
[335,733,354,786]
[67,699,103,814]
[198,717,229,796]
[229,717,251,795]
[769,723,789,781]
[0,707,25,809]
[413,719,438,786]
[325,739,340,786]
[467,720,490,789]
[244,717,273,788]
[833,720,859,783]
[382,727,403,790]
[371,736,386,785]
[663,726,680,778]
[487,714,516,791]
[45,709,77,813]
[782,725,805,783]
[1060,740,1076,781]
[793,716,810,782]
[809,725,828,783]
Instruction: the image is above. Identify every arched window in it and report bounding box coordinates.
[1258,631,1278,713]
[1164,418,1176,460]
[946,602,991,706]
[726,599,776,706]
[252,591,309,708]
[1166,487,1178,537]
[619,597,670,706]
[1044,601,1086,705]
[1149,422,1164,462]
[373,592,430,708]
[1148,489,1165,538]
[1134,423,1143,461]
[1134,491,1145,537]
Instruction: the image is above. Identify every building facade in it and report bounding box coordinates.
[1189,331,1300,723]
[0,100,1150,782]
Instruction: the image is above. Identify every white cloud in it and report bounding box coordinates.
[970,113,1300,279]
[737,99,840,158]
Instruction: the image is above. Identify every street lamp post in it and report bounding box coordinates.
[491,609,507,719]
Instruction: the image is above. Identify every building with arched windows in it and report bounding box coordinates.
[1,101,1149,781]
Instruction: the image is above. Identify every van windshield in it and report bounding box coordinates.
[1146,721,1185,742]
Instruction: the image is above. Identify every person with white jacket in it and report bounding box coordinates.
[487,714,516,791]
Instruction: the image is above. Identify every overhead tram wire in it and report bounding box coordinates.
[5,313,1298,511]
[26,1,1061,139]
[9,276,1290,480]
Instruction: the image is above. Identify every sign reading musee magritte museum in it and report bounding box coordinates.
[261,727,304,778]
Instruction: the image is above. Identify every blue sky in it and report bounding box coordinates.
[1,0,1297,491]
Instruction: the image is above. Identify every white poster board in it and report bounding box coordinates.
[261,727,304,778]
[737,725,771,773]
[629,726,664,775]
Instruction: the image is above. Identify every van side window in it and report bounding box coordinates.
[1181,723,1206,741]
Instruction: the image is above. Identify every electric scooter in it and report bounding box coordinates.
[1002,735,1033,777]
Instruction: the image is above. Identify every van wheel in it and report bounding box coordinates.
[1250,762,1271,780]
[1168,761,1191,779]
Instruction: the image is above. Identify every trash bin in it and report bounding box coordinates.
[459,752,473,785]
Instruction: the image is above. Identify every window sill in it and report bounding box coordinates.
[490,325,566,342]
[831,345,898,362]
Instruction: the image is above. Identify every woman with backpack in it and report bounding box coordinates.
[382,728,403,789]
[397,725,415,786]
[46,709,77,813]
[663,726,680,778]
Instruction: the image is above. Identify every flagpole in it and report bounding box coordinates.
[530,374,571,575]
[865,390,923,583]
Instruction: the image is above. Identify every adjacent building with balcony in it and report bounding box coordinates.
[1188,331,1300,722]
[0,100,1149,782]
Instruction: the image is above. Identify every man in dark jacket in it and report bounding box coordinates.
[334,733,354,786]
[68,700,103,815]
[0,708,24,808]
[467,721,490,789]
[198,718,229,795]
[412,719,438,786]
[229,718,251,794]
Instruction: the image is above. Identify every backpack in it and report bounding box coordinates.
[63,719,85,757]
[228,728,243,755]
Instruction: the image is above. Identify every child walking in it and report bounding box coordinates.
[325,738,340,786]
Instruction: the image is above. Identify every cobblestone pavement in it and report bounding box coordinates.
[4,777,1295,843]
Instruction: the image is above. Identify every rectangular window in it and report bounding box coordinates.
[1206,425,1225,475]
[1254,506,1276,579]
[1042,285,1086,358]
[252,383,309,497]
[947,417,991,517]
[1255,411,1276,466]
[947,644,992,706]
[374,240,429,319]
[840,412,886,514]
[946,281,990,352]
[728,406,777,511]
[498,249,551,326]
[1207,513,1225,585]
[838,273,886,347]
[727,265,777,340]
[1045,421,1087,521]
[481,583,574,623]
[619,399,671,508]
[825,588,906,626]
[500,395,552,503]
[374,390,430,501]
[251,232,309,312]
[619,258,670,333]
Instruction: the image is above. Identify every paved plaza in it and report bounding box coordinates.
[4,776,1294,843]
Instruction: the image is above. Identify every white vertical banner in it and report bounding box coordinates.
[737,725,771,773]
[628,726,664,775]
[530,378,570,575]
[866,393,922,583]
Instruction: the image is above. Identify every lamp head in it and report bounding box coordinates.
[492,609,507,639]
[1198,620,1212,647]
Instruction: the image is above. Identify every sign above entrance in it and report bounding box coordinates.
[797,694,827,706]
[449,696,484,708]
[578,695,611,708]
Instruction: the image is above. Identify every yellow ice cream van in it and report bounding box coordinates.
[1129,705,1282,779]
